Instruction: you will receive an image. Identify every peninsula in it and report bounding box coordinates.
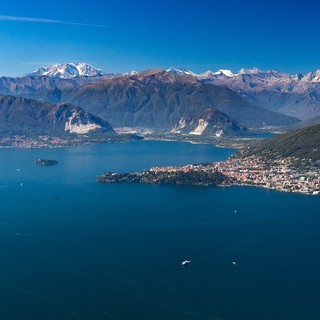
[98,124,320,195]
[97,158,320,195]
[98,169,228,186]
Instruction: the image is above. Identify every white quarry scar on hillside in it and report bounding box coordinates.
[64,112,101,134]
[189,119,209,135]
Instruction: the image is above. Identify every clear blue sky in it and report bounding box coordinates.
[0,0,319,76]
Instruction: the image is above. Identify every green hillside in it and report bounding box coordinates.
[242,124,320,166]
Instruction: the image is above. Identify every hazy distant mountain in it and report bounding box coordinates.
[196,68,320,121]
[286,114,320,131]
[28,62,105,79]
[0,95,114,134]
[0,73,118,103]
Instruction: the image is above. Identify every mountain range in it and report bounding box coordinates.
[63,69,298,130]
[168,67,320,121]
[0,62,319,137]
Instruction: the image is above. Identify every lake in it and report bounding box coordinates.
[0,141,319,320]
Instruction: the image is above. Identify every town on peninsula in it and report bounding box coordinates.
[98,155,320,195]
[98,124,320,196]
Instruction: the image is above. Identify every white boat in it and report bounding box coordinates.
[181,260,191,266]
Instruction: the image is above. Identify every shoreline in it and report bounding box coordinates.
[142,135,260,149]
[227,182,319,196]
[0,135,245,149]
[2,134,317,196]
[0,133,142,149]
[98,155,320,196]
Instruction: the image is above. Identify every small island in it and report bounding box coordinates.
[35,158,59,166]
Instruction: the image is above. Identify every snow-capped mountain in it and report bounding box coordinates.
[164,67,320,93]
[29,62,104,79]
[303,70,320,82]
[199,68,292,84]
[197,68,320,120]
[165,67,199,77]
[199,67,320,89]
[199,69,236,79]
[163,66,320,121]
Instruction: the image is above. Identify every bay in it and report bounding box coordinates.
[0,140,319,320]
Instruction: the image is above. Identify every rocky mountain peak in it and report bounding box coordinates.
[166,67,198,77]
[29,62,104,79]
[302,70,320,82]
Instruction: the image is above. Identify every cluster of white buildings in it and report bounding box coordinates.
[214,156,320,195]
[150,155,320,195]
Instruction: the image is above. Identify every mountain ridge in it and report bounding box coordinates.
[63,69,299,130]
[19,62,320,84]
[0,95,115,135]
[239,123,320,166]
[166,67,320,121]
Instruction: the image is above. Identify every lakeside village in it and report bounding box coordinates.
[0,134,140,148]
[2,135,319,195]
[133,155,320,195]
[98,155,320,195]
[0,135,74,148]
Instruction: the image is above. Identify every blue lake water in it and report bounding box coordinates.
[0,140,319,320]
